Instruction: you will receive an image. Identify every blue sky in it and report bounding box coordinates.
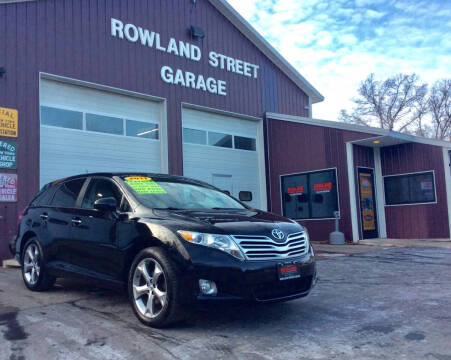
[226,0,451,120]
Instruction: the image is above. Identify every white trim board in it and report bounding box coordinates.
[373,148,387,238]
[181,102,261,122]
[267,112,451,149]
[442,148,451,240]
[209,0,323,104]
[346,142,360,243]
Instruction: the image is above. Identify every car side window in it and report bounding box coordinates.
[31,184,57,207]
[50,178,86,208]
[82,178,129,211]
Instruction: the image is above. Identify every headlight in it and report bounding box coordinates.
[304,228,310,245]
[177,231,245,261]
[303,228,311,251]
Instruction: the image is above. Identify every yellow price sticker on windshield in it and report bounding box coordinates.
[124,176,151,181]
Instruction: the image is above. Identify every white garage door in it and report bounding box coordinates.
[182,108,263,209]
[40,79,164,187]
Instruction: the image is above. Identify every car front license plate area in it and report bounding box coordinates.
[278,263,300,281]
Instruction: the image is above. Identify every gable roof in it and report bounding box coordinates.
[210,0,324,104]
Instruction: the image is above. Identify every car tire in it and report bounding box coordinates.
[128,247,185,328]
[21,238,56,291]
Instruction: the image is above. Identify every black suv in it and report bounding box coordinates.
[13,173,316,327]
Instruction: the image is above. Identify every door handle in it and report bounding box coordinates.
[71,218,82,226]
[40,214,49,220]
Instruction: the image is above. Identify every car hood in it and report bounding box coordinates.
[149,208,304,237]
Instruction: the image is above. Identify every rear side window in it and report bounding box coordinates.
[31,185,57,207]
[50,178,86,208]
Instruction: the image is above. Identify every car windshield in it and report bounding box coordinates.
[120,176,246,210]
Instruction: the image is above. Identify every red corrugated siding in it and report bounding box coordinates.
[381,143,449,239]
[267,119,377,242]
[0,0,311,260]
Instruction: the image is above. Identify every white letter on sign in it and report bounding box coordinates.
[209,51,219,67]
[206,78,217,94]
[161,66,174,84]
[111,18,124,39]
[190,45,202,62]
[124,24,139,42]
[138,27,155,47]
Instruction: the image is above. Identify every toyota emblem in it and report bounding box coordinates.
[271,229,285,241]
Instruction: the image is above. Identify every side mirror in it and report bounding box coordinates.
[239,191,253,202]
[94,197,117,212]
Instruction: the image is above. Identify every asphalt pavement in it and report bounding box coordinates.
[1,247,451,360]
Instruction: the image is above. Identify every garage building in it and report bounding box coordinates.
[0,0,450,261]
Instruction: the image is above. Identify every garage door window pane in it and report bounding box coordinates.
[235,136,256,151]
[41,106,83,130]
[209,132,233,148]
[126,120,159,139]
[183,128,207,145]
[86,113,123,135]
[384,172,436,205]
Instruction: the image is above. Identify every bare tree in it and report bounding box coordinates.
[428,79,451,140]
[340,73,428,133]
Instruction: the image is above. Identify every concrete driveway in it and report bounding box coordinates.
[1,247,451,360]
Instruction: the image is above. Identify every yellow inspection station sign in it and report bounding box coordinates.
[0,107,18,138]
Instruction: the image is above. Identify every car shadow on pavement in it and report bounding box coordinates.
[50,277,312,331]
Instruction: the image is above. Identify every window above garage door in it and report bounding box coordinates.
[182,127,256,151]
[41,106,159,140]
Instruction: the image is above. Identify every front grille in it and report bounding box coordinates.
[232,232,309,261]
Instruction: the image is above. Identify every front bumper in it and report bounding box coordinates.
[181,244,317,302]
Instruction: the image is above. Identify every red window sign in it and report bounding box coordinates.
[314,182,332,192]
[288,185,304,194]
[0,173,17,202]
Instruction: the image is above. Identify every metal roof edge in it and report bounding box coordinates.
[209,0,324,104]
[267,113,451,148]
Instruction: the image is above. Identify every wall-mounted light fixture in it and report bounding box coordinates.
[0,67,6,78]
[190,26,205,40]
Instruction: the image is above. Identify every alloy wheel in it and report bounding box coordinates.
[132,258,168,319]
[23,243,41,286]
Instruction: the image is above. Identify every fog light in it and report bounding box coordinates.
[199,279,217,296]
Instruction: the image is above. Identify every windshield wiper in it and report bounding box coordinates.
[210,207,242,210]
[153,207,184,211]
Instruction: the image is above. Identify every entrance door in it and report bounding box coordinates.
[212,174,233,196]
[357,168,379,239]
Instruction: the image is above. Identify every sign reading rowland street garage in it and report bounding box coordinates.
[0,140,17,169]
[111,18,260,96]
